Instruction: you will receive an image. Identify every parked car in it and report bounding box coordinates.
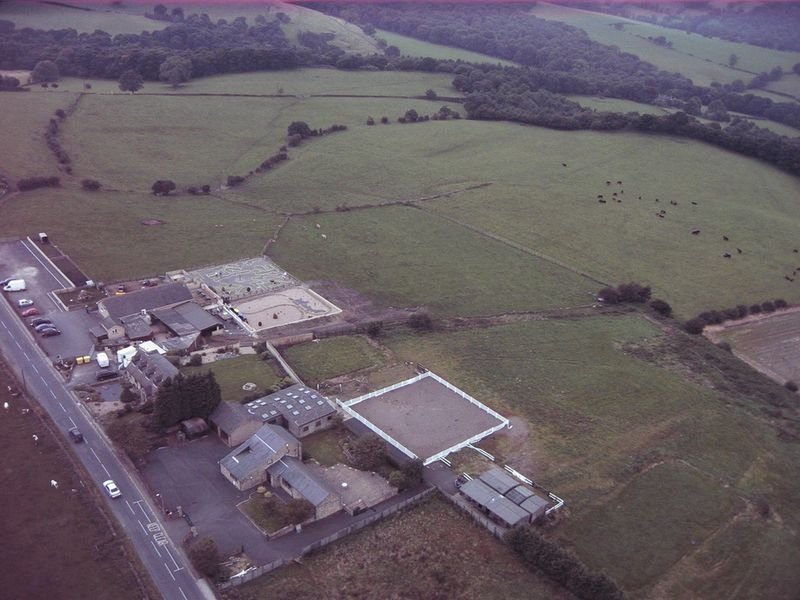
[21,308,40,317]
[102,480,121,498]
[95,370,117,381]
[34,323,58,333]
[3,279,26,292]
[29,317,53,327]
[68,427,83,443]
[17,298,33,307]
[40,328,61,337]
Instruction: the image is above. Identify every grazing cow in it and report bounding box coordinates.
[737,248,742,254]
[723,236,729,241]
[606,181,611,185]
[617,180,622,185]
[794,249,799,253]
[660,210,666,215]
[597,194,604,198]
[612,192,617,197]
[691,229,701,235]
[723,253,732,258]
[599,199,607,203]
[562,163,567,167]
[691,201,697,205]
[620,190,624,194]
[786,276,795,282]
[655,198,660,202]
[656,213,664,218]
[638,196,642,200]
[617,199,622,203]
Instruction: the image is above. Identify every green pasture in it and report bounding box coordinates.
[0,188,281,281]
[0,1,162,34]
[374,29,516,65]
[61,84,458,191]
[530,3,800,86]
[282,336,384,385]
[182,355,282,403]
[269,205,594,316]
[0,91,76,181]
[235,118,800,316]
[383,318,800,596]
[765,73,800,101]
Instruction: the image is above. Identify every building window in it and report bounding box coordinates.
[302,426,309,433]
[326,415,333,421]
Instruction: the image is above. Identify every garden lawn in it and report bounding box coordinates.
[183,355,283,404]
[282,336,384,384]
[300,427,353,467]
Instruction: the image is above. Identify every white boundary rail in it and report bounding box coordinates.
[341,371,510,466]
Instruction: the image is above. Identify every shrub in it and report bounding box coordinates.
[366,116,375,126]
[597,287,619,304]
[717,342,732,353]
[408,312,433,331]
[346,435,386,471]
[649,299,672,317]
[54,108,66,119]
[736,304,749,318]
[785,380,798,392]
[761,301,776,313]
[749,303,762,314]
[151,180,176,195]
[380,116,389,124]
[684,318,706,334]
[616,282,651,303]
[226,175,245,187]
[187,537,221,581]
[365,320,383,337]
[188,354,202,367]
[201,184,211,194]
[17,176,60,191]
[774,299,788,309]
[81,179,101,191]
[187,186,198,195]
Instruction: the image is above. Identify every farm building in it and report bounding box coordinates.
[209,401,262,447]
[151,301,223,337]
[98,282,192,321]
[123,347,179,405]
[459,467,551,526]
[242,384,337,439]
[267,458,342,520]
[219,424,301,491]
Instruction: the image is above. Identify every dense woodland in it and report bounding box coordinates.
[0,4,799,176]
[600,3,800,52]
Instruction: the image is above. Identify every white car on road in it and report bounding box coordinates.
[103,479,121,498]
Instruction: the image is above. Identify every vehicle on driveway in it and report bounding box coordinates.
[34,323,57,333]
[17,298,33,307]
[68,427,84,443]
[21,308,40,317]
[96,370,117,381]
[40,328,61,337]
[29,318,53,327]
[102,480,121,498]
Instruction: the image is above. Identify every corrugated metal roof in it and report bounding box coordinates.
[220,424,299,481]
[520,494,549,518]
[268,457,334,507]
[479,467,519,495]
[460,479,530,526]
[505,484,534,505]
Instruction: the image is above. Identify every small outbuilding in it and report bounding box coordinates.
[210,401,262,447]
[180,417,209,439]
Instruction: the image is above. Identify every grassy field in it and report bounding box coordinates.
[374,28,516,65]
[0,369,148,599]
[282,336,384,384]
[531,3,800,86]
[382,317,800,597]
[300,427,353,466]
[226,496,572,600]
[765,73,800,101]
[0,90,76,180]
[183,355,283,403]
[257,118,800,317]
[0,0,162,34]
[270,205,594,316]
[0,187,282,280]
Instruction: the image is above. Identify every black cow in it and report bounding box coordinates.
[691,230,701,235]
[723,253,732,258]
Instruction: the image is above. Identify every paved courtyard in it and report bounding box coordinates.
[188,257,297,300]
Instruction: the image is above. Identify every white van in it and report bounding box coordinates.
[96,352,110,368]
[3,279,26,292]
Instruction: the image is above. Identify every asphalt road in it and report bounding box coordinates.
[0,295,213,600]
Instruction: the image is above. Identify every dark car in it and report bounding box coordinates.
[40,328,61,337]
[29,317,53,327]
[96,370,117,381]
[34,323,58,333]
[68,427,83,443]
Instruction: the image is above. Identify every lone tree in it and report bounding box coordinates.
[287,121,313,138]
[159,56,192,88]
[118,69,144,93]
[346,435,386,471]
[31,60,59,83]
[152,180,176,196]
[187,537,221,581]
[154,372,221,428]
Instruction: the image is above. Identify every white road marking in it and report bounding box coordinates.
[14,339,21,349]
[58,402,66,412]
[138,520,147,535]
[138,503,150,521]
[50,390,56,399]
[19,238,70,288]
[125,500,135,515]
[31,364,38,374]
[164,563,176,581]
[179,587,188,600]
[150,540,162,558]
[90,448,101,462]
[164,545,181,570]
[1,322,7,330]
[68,417,77,427]
[22,352,29,360]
